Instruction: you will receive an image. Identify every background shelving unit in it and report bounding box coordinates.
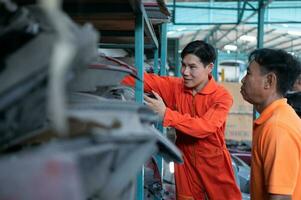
[62,1,170,199]
[7,1,171,199]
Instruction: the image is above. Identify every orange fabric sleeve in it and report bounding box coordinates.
[163,91,233,138]
[122,73,179,107]
[121,74,136,87]
[260,124,299,195]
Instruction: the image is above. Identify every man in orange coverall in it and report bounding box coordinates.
[122,40,241,200]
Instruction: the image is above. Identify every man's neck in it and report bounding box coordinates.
[255,93,283,113]
[192,79,209,96]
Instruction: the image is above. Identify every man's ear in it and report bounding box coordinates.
[264,72,277,89]
[207,63,214,73]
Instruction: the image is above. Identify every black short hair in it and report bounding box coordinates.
[249,48,301,96]
[181,40,216,66]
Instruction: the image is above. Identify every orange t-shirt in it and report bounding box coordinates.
[251,99,301,200]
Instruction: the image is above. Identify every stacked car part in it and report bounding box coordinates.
[0,1,182,199]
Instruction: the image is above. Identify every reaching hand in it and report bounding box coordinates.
[144,91,166,118]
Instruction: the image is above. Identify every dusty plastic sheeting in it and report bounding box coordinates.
[67,93,183,163]
[0,136,157,200]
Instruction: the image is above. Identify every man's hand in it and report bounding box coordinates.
[144,91,166,118]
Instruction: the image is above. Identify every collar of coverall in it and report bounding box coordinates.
[254,98,287,125]
[183,75,218,95]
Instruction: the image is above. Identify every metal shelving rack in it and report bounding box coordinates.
[62,1,170,199]
[12,1,170,198]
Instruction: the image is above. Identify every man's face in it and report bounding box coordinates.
[292,75,301,92]
[240,60,267,104]
[181,54,212,90]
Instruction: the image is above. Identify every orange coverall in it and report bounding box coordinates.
[122,73,241,200]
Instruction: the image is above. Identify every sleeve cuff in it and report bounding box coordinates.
[268,185,293,195]
[163,107,174,127]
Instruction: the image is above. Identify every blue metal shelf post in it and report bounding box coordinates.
[175,38,181,77]
[135,11,145,200]
[155,22,168,182]
[213,50,219,81]
[160,23,168,76]
[154,48,159,74]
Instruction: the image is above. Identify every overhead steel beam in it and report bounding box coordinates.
[246,1,257,10]
[242,28,278,52]
[224,33,234,43]
[261,27,276,35]
[191,28,205,42]
[214,0,273,45]
[173,21,301,25]
[172,0,176,23]
[167,4,254,11]
[266,37,295,48]
[204,24,222,42]
[238,0,249,24]
[277,41,301,50]
[169,0,301,26]
[261,32,287,44]
[292,43,301,49]
[292,46,301,52]
[267,6,301,9]
[220,26,257,49]
[257,0,265,49]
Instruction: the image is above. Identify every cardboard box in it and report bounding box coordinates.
[221,82,253,114]
[221,82,253,142]
[225,114,252,142]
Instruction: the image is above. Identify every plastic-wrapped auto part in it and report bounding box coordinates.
[0,3,53,150]
[0,0,39,67]
[98,86,135,101]
[0,2,99,150]
[0,92,182,200]
[0,136,157,200]
[67,92,183,163]
[67,55,138,92]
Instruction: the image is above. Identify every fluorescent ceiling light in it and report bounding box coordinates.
[176,27,187,31]
[167,31,177,35]
[287,30,301,36]
[239,35,256,42]
[167,31,179,37]
[224,44,237,51]
[167,31,183,38]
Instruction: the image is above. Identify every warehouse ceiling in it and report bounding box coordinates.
[12,0,301,58]
[167,0,301,57]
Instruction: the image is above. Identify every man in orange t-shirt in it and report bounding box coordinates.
[123,40,241,200]
[240,48,301,200]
